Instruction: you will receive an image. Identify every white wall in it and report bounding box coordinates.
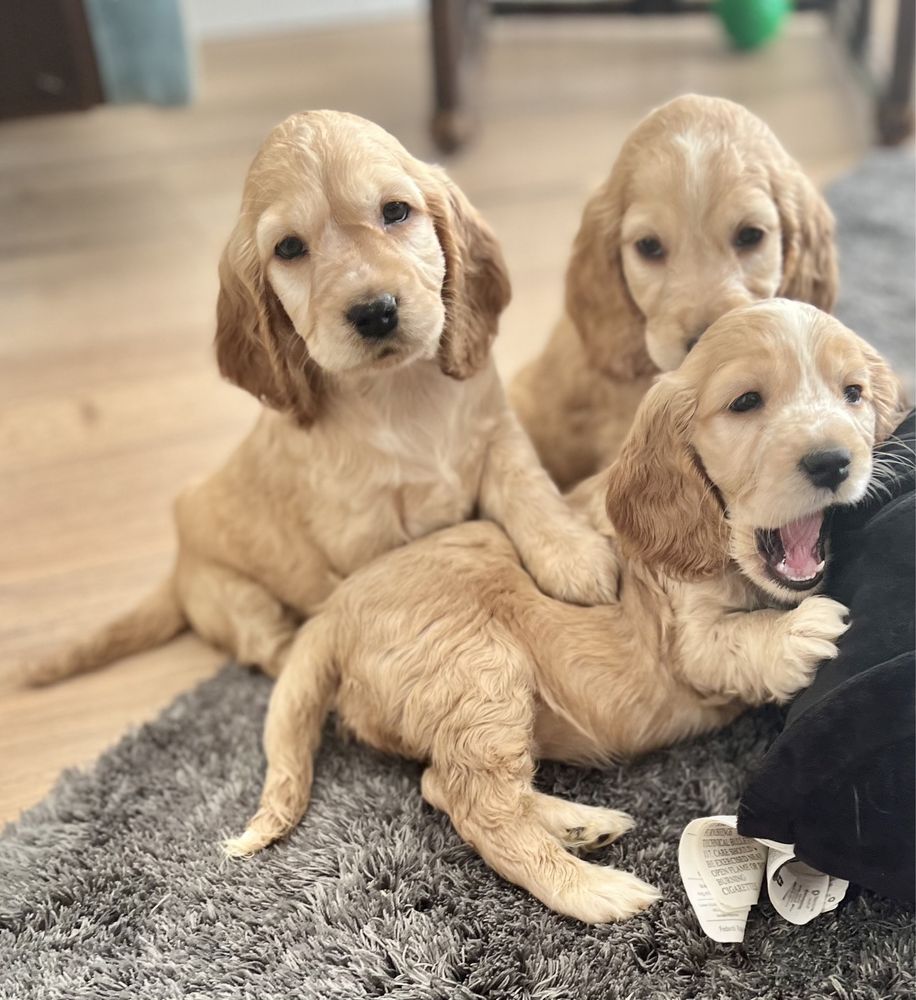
[185,0,423,40]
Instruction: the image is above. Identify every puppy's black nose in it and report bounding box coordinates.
[346,294,398,340]
[800,448,852,491]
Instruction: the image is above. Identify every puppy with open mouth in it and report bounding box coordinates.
[226,300,907,923]
[756,515,831,591]
[663,301,890,609]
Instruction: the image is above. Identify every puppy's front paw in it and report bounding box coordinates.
[527,533,620,605]
[775,596,849,702]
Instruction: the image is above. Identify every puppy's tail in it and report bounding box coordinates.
[225,614,339,857]
[23,577,187,686]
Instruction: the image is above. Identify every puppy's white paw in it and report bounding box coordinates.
[550,864,660,924]
[560,807,635,852]
[527,533,620,605]
[774,596,850,702]
[531,794,635,851]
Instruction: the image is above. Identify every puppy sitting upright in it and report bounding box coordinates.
[27,111,616,685]
[511,95,839,489]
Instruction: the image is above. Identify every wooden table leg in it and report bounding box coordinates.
[429,0,488,152]
[877,0,915,145]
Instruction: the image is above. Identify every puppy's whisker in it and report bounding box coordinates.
[881,433,915,457]
[872,453,914,472]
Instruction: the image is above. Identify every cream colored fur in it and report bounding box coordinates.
[511,95,839,489]
[227,302,906,924]
[24,111,616,686]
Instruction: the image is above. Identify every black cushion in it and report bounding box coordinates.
[737,411,915,903]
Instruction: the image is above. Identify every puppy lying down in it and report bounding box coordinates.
[227,301,904,923]
[25,111,615,686]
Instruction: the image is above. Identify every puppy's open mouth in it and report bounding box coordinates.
[755,511,830,591]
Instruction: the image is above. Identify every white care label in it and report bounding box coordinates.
[678,815,849,942]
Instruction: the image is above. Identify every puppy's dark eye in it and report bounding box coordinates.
[735,226,765,249]
[844,384,863,404]
[382,201,410,225]
[274,236,307,260]
[635,237,664,260]
[729,391,763,413]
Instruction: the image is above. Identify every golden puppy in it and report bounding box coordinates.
[26,111,616,686]
[227,301,905,923]
[511,95,839,489]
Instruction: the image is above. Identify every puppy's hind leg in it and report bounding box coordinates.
[224,616,338,857]
[529,793,634,852]
[426,770,633,853]
[425,648,657,922]
[429,758,657,923]
[178,555,300,679]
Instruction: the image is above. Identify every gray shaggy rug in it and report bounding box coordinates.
[0,668,912,1000]
[831,148,915,394]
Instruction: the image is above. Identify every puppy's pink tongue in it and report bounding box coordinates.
[779,512,824,578]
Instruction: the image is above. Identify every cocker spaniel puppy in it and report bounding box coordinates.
[26,111,616,686]
[511,94,839,489]
[227,301,905,923]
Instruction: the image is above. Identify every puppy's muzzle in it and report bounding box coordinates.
[347,294,399,340]
[799,448,851,492]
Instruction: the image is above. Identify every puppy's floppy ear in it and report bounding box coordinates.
[605,376,729,580]
[565,175,657,381]
[422,168,511,379]
[861,339,910,443]
[215,220,322,426]
[773,163,839,313]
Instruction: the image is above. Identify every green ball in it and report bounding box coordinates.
[715,0,791,50]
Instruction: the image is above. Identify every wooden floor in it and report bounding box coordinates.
[0,12,870,823]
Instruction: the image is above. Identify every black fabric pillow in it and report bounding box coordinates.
[737,411,915,903]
